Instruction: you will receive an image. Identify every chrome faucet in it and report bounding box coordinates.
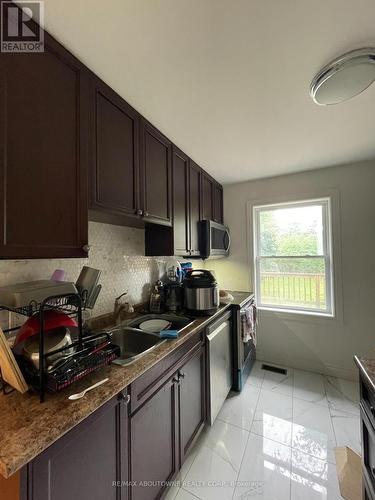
[113,291,131,324]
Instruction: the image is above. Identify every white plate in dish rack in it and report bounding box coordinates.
[139,319,171,333]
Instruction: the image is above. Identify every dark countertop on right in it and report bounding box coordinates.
[226,290,254,308]
[354,355,375,392]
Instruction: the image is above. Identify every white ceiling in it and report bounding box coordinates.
[42,0,375,184]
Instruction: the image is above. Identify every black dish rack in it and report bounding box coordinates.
[0,293,120,402]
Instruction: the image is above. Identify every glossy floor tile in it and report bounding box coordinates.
[165,364,359,500]
[217,385,260,430]
[246,360,265,388]
[330,408,361,455]
[233,433,292,500]
[291,449,342,499]
[262,367,294,397]
[183,419,248,500]
[324,376,359,415]
[164,481,181,500]
[294,369,328,407]
[292,398,337,464]
[174,488,201,500]
[251,389,293,446]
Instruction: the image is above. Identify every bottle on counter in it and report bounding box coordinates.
[149,280,165,314]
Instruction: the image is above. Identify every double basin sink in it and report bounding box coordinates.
[107,314,194,366]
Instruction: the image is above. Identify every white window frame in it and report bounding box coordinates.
[253,197,334,317]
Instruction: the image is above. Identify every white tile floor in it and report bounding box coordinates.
[165,361,361,500]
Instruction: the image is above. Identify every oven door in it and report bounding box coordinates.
[238,301,257,387]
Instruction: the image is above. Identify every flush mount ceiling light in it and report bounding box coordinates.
[310,47,375,105]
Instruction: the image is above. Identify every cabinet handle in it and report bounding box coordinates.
[82,244,90,253]
[137,209,143,216]
[119,392,130,404]
[144,211,149,217]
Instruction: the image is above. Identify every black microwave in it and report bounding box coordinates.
[199,220,230,259]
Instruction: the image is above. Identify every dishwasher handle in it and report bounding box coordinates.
[207,320,229,341]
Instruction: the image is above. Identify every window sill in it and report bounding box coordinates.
[257,305,337,323]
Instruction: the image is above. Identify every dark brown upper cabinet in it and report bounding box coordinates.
[189,161,201,256]
[0,5,224,259]
[89,77,140,226]
[140,119,172,226]
[145,147,201,257]
[170,148,201,256]
[200,171,223,224]
[0,32,89,259]
[213,181,224,224]
[200,171,214,221]
[172,146,190,255]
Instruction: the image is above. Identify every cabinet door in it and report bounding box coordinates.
[90,78,140,221]
[130,377,178,500]
[213,183,224,224]
[200,171,213,221]
[0,33,89,259]
[172,146,189,256]
[140,120,172,226]
[189,161,201,256]
[178,345,206,464]
[26,395,128,500]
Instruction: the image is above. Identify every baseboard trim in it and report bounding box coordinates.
[256,351,358,381]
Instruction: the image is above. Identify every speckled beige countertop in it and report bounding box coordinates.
[0,305,230,479]
[354,355,375,392]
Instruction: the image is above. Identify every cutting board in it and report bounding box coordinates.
[0,327,28,393]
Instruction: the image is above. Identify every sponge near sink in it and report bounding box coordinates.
[159,330,179,339]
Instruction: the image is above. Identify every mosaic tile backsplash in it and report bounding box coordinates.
[0,222,170,319]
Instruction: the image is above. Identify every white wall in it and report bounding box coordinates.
[210,160,375,380]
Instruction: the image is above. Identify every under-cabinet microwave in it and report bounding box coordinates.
[199,220,230,259]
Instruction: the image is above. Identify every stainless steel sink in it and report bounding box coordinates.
[108,327,164,366]
[126,313,194,332]
[108,314,194,366]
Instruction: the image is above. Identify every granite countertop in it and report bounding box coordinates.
[354,355,375,392]
[0,304,230,479]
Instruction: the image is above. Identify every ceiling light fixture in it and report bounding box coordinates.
[310,47,375,105]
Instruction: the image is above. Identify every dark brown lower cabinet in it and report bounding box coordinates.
[128,339,206,500]
[22,393,129,500]
[359,370,375,500]
[361,404,375,500]
[18,335,207,500]
[129,376,179,500]
[178,345,206,465]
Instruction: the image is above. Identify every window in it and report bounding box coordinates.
[253,198,334,316]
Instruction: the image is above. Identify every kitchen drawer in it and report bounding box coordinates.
[361,403,375,496]
[361,377,375,428]
[129,330,204,413]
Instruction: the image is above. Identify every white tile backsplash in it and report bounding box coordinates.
[0,222,170,318]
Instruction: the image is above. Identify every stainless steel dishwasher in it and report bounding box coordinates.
[206,310,232,425]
